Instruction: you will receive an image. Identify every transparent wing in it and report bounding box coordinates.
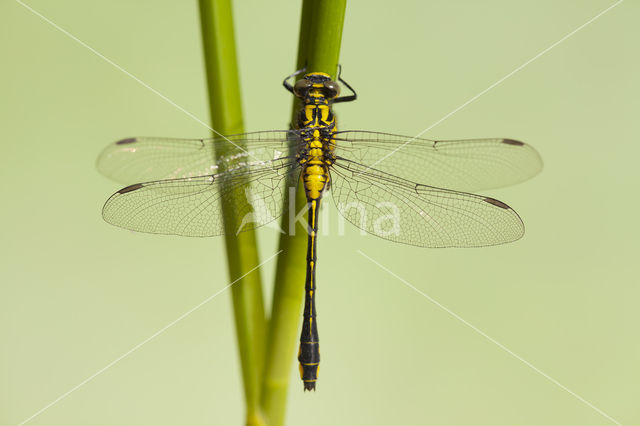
[97,130,300,185]
[102,158,300,237]
[333,131,542,192]
[330,157,524,248]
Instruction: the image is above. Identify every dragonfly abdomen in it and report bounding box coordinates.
[298,198,321,390]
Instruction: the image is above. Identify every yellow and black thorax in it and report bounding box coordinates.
[291,72,341,201]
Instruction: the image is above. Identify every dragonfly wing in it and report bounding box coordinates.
[102,158,300,236]
[97,130,299,184]
[333,131,542,192]
[330,158,524,248]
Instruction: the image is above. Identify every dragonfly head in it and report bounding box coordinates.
[293,72,341,101]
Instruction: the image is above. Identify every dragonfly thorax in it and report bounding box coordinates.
[294,74,339,202]
[298,126,335,199]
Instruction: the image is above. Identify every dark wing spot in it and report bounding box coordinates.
[118,183,144,194]
[116,137,137,145]
[484,197,510,209]
[502,139,524,146]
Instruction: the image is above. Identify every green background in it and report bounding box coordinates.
[1,0,638,425]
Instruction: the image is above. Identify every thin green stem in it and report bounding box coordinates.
[198,1,267,425]
[260,1,347,425]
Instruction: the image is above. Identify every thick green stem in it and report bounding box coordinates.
[198,1,267,425]
[260,1,347,425]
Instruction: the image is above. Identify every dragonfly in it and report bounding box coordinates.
[98,69,542,391]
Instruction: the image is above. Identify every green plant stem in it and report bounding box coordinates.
[260,1,347,425]
[198,1,267,425]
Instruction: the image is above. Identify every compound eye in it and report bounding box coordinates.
[293,79,313,97]
[323,80,341,98]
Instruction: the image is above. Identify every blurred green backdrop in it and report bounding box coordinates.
[1,0,638,425]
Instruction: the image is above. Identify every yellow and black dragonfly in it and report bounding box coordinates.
[98,70,542,390]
